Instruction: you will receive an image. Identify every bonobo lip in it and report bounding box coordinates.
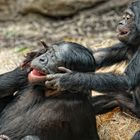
[117,27,130,38]
[28,67,47,84]
[31,69,46,76]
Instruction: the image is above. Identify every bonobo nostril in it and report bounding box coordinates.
[39,58,45,62]
[38,55,48,64]
[119,20,126,25]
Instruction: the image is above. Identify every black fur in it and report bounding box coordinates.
[0,42,99,140]
[44,1,140,139]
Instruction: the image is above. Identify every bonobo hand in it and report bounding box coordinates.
[45,67,72,96]
[0,135,10,140]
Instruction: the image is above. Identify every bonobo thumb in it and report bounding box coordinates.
[58,67,72,73]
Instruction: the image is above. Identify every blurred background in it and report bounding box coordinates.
[0,0,140,140]
[0,0,131,48]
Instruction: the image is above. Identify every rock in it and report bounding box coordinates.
[0,0,16,21]
[93,0,131,14]
[0,0,131,20]
[0,0,10,19]
[17,0,106,17]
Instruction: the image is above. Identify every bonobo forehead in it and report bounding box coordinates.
[124,8,134,17]
[51,43,70,56]
[128,0,140,31]
[51,42,96,72]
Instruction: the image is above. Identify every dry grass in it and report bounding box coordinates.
[0,39,140,140]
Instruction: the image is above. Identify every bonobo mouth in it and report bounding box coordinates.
[117,27,130,39]
[28,68,47,84]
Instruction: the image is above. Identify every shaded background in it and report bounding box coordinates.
[0,0,140,140]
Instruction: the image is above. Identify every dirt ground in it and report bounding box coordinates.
[0,8,140,140]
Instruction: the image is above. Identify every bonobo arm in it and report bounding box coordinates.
[46,46,140,94]
[58,72,129,93]
[0,47,47,99]
[0,67,28,98]
[93,42,128,69]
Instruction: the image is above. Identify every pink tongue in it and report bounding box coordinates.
[32,69,46,76]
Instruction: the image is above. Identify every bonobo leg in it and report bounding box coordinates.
[91,91,134,115]
[132,87,140,117]
[97,89,140,118]
[91,95,119,115]
[116,88,140,118]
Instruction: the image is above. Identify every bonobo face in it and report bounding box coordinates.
[28,44,67,84]
[28,42,95,84]
[117,8,137,44]
[117,0,140,46]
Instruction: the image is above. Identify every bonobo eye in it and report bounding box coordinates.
[126,14,131,20]
[122,9,134,22]
[122,14,132,21]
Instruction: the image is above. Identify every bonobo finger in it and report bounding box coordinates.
[58,67,72,73]
[46,74,57,81]
[45,80,57,89]
[46,74,64,81]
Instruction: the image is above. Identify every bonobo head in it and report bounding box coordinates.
[117,0,140,46]
[28,42,95,84]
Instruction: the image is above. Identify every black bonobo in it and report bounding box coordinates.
[0,42,99,140]
[44,1,140,139]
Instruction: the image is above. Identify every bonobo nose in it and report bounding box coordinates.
[39,57,45,62]
[119,20,126,25]
[39,55,48,64]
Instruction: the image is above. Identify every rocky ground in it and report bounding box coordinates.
[0,7,140,140]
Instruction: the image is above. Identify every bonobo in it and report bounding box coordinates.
[45,0,140,139]
[0,42,99,140]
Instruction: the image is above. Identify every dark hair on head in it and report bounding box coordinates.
[57,42,96,72]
